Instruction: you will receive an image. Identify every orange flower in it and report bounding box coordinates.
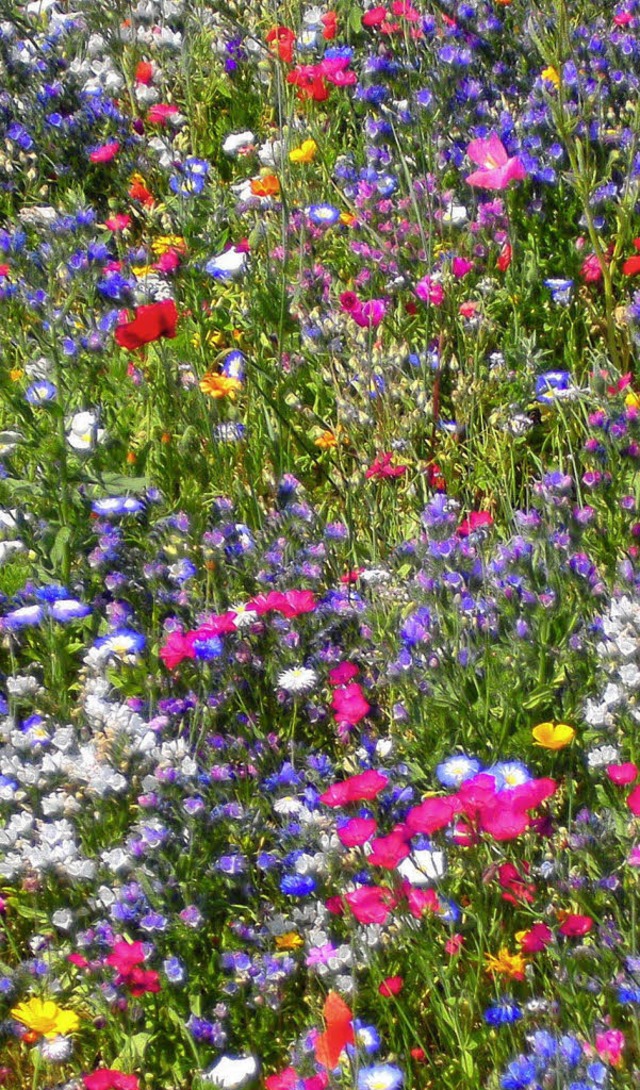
[250,174,280,197]
[532,722,575,750]
[484,947,528,980]
[274,932,304,951]
[199,373,243,400]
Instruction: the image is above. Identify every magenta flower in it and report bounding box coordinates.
[465,133,526,191]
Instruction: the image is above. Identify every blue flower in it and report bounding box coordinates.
[50,598,91,622]
[544,278,574,305]
[279,874,316,896]
[490,761,531,790]
[94,628,146,657]
[91,497,145,517]
[308,203,341,226]
[3,605,44,629]
[357,1064,403,1090]
[25,381,56,404]
[436,754,482,788]
[535,371,573,403]
[500,1057,538,1090]
[484,999,522,1025]
[163,956,186,984]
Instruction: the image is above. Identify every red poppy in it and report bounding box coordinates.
[135,61,153,84]
[497,242,512,271]
[266,26,296,63]
[558,913,593,937]
[623,255,640,276]
[314,992,354,1069]
[378,975,404,996]
[115,299,178,351]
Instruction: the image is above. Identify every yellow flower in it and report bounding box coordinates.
[9,368,23,382]
[199,373,242,400]
[484,948,528,980]
[340,212,356,227]
[315,430,338,450]
[131,264,154,278]
[532,721,575,750]
[11,997,80,1039]
[625,391,640,410]
[541,65,560,89]
[151,235,186,255]
[289,139,317,164]
[275,932,304,951]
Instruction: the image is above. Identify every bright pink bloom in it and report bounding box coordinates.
[445,933,464,955]
[159,630,196,670]
[519,922,553,954]
[352,299,387,327]
[328,662,359,686]
[404,886,439,918]
[627,783,640,814]
[580,252,604,283]
[337,817,377,847]
[83,1073,140,1090]
[332,682,371,726]
[106,940,145,974]
[362,7,388,26]
[367,831,410,868]
[366,452,407,480]
[465,133,526,190]
[378,975,404,996]
[147,103,179,125]
[344,886,396,924]
[457,510,493,537]
[479,804,529,841]
[607,762,638,784]
[105,214,131,232]
[415,276,444,305]
[405,796,458,835]
[595,1029,625,1066]
[89,141,120,164]
[452,256,473,278]
[67,953,89,969]
[265,1069,300,1090]
[320,769,388,808]
[558,914,593,937]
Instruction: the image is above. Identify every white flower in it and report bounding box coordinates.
[0,430,23,457]
[38,1035,73,1061]
[587,745,620,769]
[441,202,468,226]
[201,1055,259,1089]
[397,849,446,886]
[51,908,74,930]
[66,410,106,452]
[277,666,318,694]
[205,249,248,281]
[222,131,255,157]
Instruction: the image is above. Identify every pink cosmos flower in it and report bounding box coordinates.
[465,133,526,191]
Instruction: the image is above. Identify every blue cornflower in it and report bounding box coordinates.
[2,605,44,629]
[500,1057,538,1090]
[545,278,574,305]
[50,598,91,622]
[163,956,186,984]
[617,983,640,1003]
[535,371,573,403]
[193,636,223,661]
[279,874,316,897]
[94,628,146,657]
[484,998,522,1025]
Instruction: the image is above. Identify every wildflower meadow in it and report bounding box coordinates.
[3,0,640,1088]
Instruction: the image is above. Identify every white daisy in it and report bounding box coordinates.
[276,666,318,694]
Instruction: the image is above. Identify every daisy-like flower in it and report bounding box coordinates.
[39,1034,73,1061]
[277,666,318,694]
[11,997,79,1038]
[94,629,146,659]
[484,948,528,981]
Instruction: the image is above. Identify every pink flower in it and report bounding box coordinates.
[366,452,407,480]
[404,886,439,918]
[580,252,604,283]
[606,762,638,785]
[452,256,474,278]
[595,1029,625,1066]
[147,103,180,125]
[265,1069,301,1090]
[105,214,131,231]
[328,662,359,686]
[558,913,593,937]
[367,831,410,868]
[415,276,444,305]
[465,133,526,191]
[352,299,387,327]
[89,141,120,164]
[337,817,377,847]
[344,886,396,924]
[627,783,640,814]
[331,681,371,726]
[159,630,196,670]
[378,975,404,996]
[83,1073,139,1090]
[519,922,553,954]
[457,510,493,537]
[405,796,459,835]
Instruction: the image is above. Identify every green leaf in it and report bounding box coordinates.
[50,525,72,567]
[113,1032,151,1068]
[96,473,150,494]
